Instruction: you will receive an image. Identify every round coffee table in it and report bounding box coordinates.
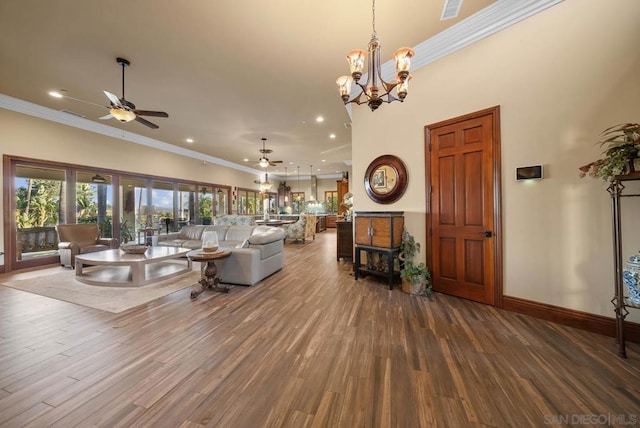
[187,249,231,299]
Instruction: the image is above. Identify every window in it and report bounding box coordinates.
[14,164,66,265]
[120,177,147,243]
[178,183,196,228]
[5,155,231,272]
[292,192,305,214]
[236,188,272,215]
[76,171,113,238]
[199,186,214,224]
[325,190,338,213]
[151,180,176,233]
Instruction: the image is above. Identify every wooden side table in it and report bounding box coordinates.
[187,249,231,299]
[354,245,401,290]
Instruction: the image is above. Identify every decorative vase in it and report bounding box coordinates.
[409,280,425,296]
[623,254,640,305]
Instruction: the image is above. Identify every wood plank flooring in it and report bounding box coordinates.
[0,230,638,427]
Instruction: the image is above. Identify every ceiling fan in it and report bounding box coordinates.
[256,138,283,168]
[99,57,169,129]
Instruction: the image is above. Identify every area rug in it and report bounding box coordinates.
[1,269,200,313]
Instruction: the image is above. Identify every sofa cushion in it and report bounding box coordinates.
[57,223,100,247]
[248,228,286,245]
[178,225,206,240]
[236,239,250,248]
[79,244,111,254]
[224,226,255,242]
[182,239,204,249]
[203,225,229,243]
[157,239,187,248]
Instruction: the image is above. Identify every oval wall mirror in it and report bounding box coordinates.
[364,154,408,204]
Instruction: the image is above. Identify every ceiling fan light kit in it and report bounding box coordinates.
[259,158,270,168]
[257,138,283,168]
[336,0,415,111]
[109,107,136,122]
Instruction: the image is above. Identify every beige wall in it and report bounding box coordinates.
[351,0,640,320]
[0,108,276,249]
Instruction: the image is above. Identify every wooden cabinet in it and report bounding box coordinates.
[354,211,404,248]
[336,220,353,261]
[326,215,337,228]
[337,179,349,215]
[353,211,404,289]
[316,215,327,233]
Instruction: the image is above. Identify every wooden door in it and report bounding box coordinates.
[426,107,502,305]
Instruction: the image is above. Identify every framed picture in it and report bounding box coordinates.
[364,155,408,204]
[372,169,386,188]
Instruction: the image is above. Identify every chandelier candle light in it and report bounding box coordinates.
[336,0,415,111]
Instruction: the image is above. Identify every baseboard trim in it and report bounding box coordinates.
[502,295,640,343]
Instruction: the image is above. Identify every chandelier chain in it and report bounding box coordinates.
[371,0,377,37]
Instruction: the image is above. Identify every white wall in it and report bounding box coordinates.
[351,0,640,320]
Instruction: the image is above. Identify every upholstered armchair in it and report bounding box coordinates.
[56,223,119,268]
[282,214,315,243]
[304,214,317,241]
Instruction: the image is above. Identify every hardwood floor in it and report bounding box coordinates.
[0,230,638,427]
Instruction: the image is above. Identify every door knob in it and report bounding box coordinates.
[483,231,493,237]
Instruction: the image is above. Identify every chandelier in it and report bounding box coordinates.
[260,171,272,191]
[336,0,415,111]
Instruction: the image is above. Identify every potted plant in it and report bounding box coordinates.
[399,229,432,296]
[579,123,640,180]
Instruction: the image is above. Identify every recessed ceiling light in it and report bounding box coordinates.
[289,161,294,165]
[329,134,336,139]
[316,116,324,123]
[186,138,194,143]
[321,159,326,162]
[49,91,64,98]
[243,158,249,162]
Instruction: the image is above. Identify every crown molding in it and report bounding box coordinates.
[0,94,264,176]
[375,0,564,97]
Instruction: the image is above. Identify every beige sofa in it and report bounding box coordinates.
[157,224,285,286]
[56,223,119,268]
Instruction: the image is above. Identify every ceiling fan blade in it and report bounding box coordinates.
[133,109,169,118]
[103,90,122,106]
[135,116,159,129]
[99,114,113,120]
[271,160,283,164]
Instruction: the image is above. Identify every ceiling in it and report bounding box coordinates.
[0,0,500,178]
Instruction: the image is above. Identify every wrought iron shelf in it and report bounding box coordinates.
[608,175,640,358]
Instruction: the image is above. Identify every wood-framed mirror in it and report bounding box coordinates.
[364,155,408,204]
